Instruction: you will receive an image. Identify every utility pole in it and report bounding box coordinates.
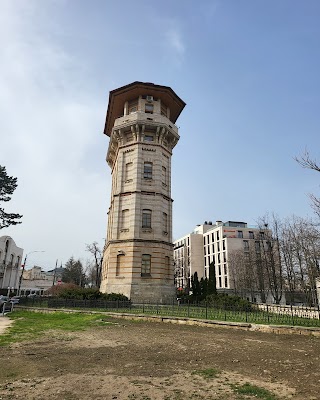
[17,250,45,296]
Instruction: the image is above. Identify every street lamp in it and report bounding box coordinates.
[18,250,45,296]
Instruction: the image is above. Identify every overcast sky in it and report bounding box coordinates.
[1,0,320,270]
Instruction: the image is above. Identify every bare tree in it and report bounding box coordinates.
[257,215,283,304]
[86,242,102,288]
[295,150,320,217]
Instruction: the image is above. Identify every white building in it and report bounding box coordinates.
[0,236,23,292]
[19,266,60,295]
[174,220,270,293]
[100,81,186,302]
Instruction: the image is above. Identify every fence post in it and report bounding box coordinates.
[143,300,145,314]
[156,302,159,315]
[188,300,190,318]
[290,304,294,326]
[117,300,119,312]
[224,300,227,321]
[205,301,208,320]
[245,307,248,323]
[267,304,270,323]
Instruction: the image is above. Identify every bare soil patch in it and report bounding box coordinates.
[0,316,319,399]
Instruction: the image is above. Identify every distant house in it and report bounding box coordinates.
[0,236,23,293]
[20,266,65,296]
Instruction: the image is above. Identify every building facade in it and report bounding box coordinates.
[19,266,64,295]
[174,220,271,295]
[0,236,23,291]
[100,82,185,302]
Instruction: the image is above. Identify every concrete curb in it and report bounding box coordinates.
[15,306,320,336]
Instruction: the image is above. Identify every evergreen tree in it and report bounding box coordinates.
[191,271,201,296]
[62,257,86,287]
[207,262,217,295]
[0,165,23,229]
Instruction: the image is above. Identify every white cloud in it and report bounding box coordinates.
[0,1,109,268]
[165,27,185,56]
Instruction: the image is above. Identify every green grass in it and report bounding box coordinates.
[0,310,108,346]
[192,368,220,379]
[19,301,320,328]
[231,383,277,399]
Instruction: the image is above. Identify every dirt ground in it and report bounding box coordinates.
[0,316,319,400]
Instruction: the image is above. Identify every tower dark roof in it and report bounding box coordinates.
[103,81,186,136]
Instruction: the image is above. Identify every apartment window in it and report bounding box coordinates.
[145,104,154,114]
[249,231,254,239]
[222,240,226,250]
[212,244,215,254]
[217,242,220,252]
[121,209,129,230]
[224,276,228,288]
[218,265,221,275]
[143,162,153,179]
[217,231,220,241]
[219,277,222,288]
[162,166,167,185]
[243,240,249,251]
[142,209,152,228]
[207,245,210,254]
[204,246,206,256]
[260,232,265,240]
[218,253,221,263]
[211,233,214,242]
[223,253,226,263]
[224,264,227,275]
[141,254,151,276]
[255,241,261,252]
[163,212,168,233]
[237,231,243,238]
[187,237,190,246]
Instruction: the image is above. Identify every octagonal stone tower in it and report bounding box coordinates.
[100,82,185,303]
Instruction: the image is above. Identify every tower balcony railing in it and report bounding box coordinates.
[114,111,179,135]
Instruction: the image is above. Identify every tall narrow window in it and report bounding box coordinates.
[143,162,153,179]
[243,240,249,251]
[142,209,152,228]
[255,241,261,252]
[125,162,133,181]
[237,231,243,238]
[116,255,124,277]
[121,209,129,230]
[249,231,254,239]
[162,166,167,185]
[163,212,168,233]
[141,254,151,276]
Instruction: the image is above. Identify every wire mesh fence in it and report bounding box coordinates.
[17,296,320,328]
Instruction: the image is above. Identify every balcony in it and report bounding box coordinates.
[114,111,179,135]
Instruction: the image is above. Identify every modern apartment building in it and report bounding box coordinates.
[174,220,270,292]
[100,81,185,302]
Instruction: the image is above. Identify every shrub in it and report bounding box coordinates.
[204,293,253,311]
[47,285,129,301]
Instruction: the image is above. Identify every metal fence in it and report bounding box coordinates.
[17,297,320,328]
